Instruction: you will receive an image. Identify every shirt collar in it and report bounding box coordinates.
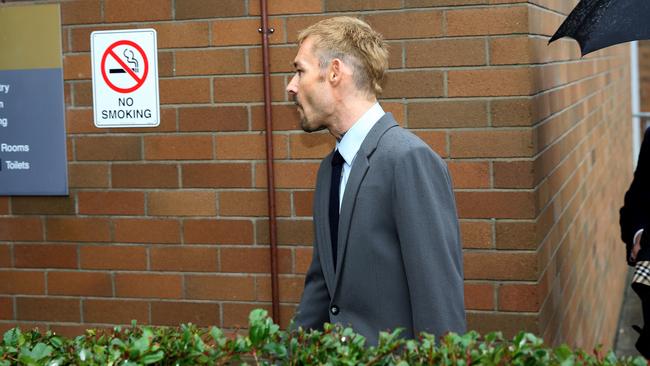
[336,103,385,165]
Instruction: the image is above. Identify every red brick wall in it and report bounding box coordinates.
[0,0,632,349]
[639,40,650,112]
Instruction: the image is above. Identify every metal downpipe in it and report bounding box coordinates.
[258,0,280,323]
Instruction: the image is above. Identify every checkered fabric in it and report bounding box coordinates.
[633,261,650,287]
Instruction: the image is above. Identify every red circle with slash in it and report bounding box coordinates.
[101,40,149,93]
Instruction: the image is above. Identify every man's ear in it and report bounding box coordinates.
[329,58,342,86]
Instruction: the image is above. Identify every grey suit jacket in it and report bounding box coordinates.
[294,113,466,345]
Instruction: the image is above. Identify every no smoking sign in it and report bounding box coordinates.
[91,29,159,128]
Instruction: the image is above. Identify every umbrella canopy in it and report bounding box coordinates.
[549,0,650,56]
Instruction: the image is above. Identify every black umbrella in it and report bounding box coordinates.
[549,0,650,56]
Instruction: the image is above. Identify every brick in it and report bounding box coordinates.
[257,219,313,246]
[219,191,291,217]
[406,39,486,67]
[0,245,10,267]
[364,11,443,39]
[16,297,80,322]
[175,0,244,19]
[464,251,538,280]
[73,81,92,106]
[382,71,444,98]
[215,134,288,160]
[494,160,536,188]
[151,301,220,327]
[115,273,182,299]
[158,51,174,77]
[464,283,494,310]
[499,283,540,312]
[105,0,172,22]
[179,107,248,132]
[412,131,447,158]
[0,197,8,215]
[159,78,211,104]
[450,130,535,158]
[456,191,536,219]
[289,133,335,159]
[14,244,78,269]
[495,221,538,250]
[404,0,487,6]
[294,191,314,217]
[148,191,216,216]
[154,22,210,49]
[144,135,213,160]
[61,0,102,25]
[446,6,528,36]
[326,0,401,11]
[113,219,180,244]
[48,271,112,297]
[78,191,145,215]
[175,49,246,76]
[182,163,252,188]
[251,104,302,131]
[490,36,532,65]
[290,14,338,42]
[112,164,179,188]
[151,247,218,272]
[214,75,286,103]
[63,54,91,80]
[11,197,76,215]
[83,299,149,324]
[0,218,43,241]
[408,100,487,128]
[295,247,312,274]
[256,275,304,302]
[250,0,322,15]
[220,247,292,274]
[66,108,97,134]
[249,46,298,73]
[222,303,295,329]
[46,218,111,242]
[183,219,254,245]
[0,298,12,320]
[211,18,285,46]
[185,275,255,301]
[460,221,492,249]
[48,325,99,338]
[75,136,142,161]
[467,312,538,339]
[80,245,147,270]
[255,162,320,189]
[69,163,110,188]
[448,68,534,97]
[447,161,489,189]
[0,271,45,294]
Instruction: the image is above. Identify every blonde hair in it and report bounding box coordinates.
[297,17,389,96]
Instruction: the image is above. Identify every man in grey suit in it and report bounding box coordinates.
[287,17,466,345]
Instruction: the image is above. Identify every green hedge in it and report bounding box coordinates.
[0,309,645,365]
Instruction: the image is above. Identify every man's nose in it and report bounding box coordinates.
[286,74,298,95]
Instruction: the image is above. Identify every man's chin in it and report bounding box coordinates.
[301,119,326,133]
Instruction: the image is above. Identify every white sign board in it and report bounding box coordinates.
[91,29,159,128]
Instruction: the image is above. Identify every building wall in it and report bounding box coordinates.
[0,0,632,349]
[639,40,650,113]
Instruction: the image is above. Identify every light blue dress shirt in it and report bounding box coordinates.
[335,102,385,211]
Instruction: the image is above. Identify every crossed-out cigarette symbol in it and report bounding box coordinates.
[109,49,139,74]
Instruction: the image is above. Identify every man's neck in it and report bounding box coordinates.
[329,97,377,140]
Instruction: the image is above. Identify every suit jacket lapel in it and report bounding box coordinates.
[315,152,336,297]
[332,113,398,293]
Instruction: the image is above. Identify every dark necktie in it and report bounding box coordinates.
[329,150,344,271]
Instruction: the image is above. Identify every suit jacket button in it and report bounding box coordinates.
[330,305,339,315]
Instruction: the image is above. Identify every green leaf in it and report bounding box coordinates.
[3,328,20,347]
[141,350,164,364]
